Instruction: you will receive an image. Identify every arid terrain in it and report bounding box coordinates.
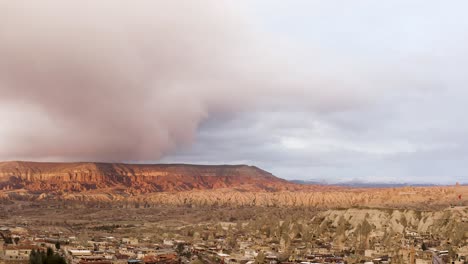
[1,199,467,264]
[0,161,466,210]
[1,161,467,264]
[0,161,298,193]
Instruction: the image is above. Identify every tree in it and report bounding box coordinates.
[421,243,427,251]
[190,258,204,264]
[47,247,54,257]
[254,251,265,264]
[30,249,42,264]
[176,243,192,259]
[278,249,291,263]
[448,246,458,261]
[175,243,185,255]
[30,248,67,264]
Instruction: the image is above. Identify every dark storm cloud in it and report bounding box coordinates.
[0,1,368,161]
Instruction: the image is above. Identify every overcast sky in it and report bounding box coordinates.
[1,1,468,184]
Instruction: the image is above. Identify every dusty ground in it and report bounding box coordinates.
[1,200,319,240]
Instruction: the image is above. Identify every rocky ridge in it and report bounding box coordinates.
[0,161,300,193]
[0,161,466,210]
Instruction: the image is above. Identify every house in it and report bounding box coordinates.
[69,249,93,258]
[405,230,419,238]
[122,238,139,245]
[127,259,143,264]
[143,253,178,264]
[3,245,42,260]
[78,256,112,264]
[415,259,431,264]
[113,253,130,264]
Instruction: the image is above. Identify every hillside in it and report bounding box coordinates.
[0,161,297,193]
[0,161,466,210]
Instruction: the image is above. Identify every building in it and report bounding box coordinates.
[3,245,42,261]
[78,256,112,264]
[143,253,178,264]
[69,249,93,258]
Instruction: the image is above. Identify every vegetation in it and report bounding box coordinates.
[175,243,192,258]
[254,251,265,264]
[189,258,204,264]
[0,232,13,244]
[30,248,66,264]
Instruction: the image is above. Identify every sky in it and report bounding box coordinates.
[1,1,468,184]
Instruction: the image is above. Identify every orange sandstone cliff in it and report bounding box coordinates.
[0,161,299,193]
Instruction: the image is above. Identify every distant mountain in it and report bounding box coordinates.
[290,179,438,188]
[0,161,298,193]
[290,180,327,185]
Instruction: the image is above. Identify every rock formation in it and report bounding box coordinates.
[0,161,300,193]
[0,161,467,210]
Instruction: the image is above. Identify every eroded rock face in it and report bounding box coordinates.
[0,161,299,193]
[305,207,468,250]
[0,161,466,210]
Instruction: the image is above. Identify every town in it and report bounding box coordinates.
[1,210,467,264]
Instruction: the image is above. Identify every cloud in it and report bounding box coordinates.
[0,0,377,162]
[160,109,466,184]
[0,1,227,160]
[2,0,468,185]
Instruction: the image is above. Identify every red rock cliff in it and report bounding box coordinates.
[0,161,294,193]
